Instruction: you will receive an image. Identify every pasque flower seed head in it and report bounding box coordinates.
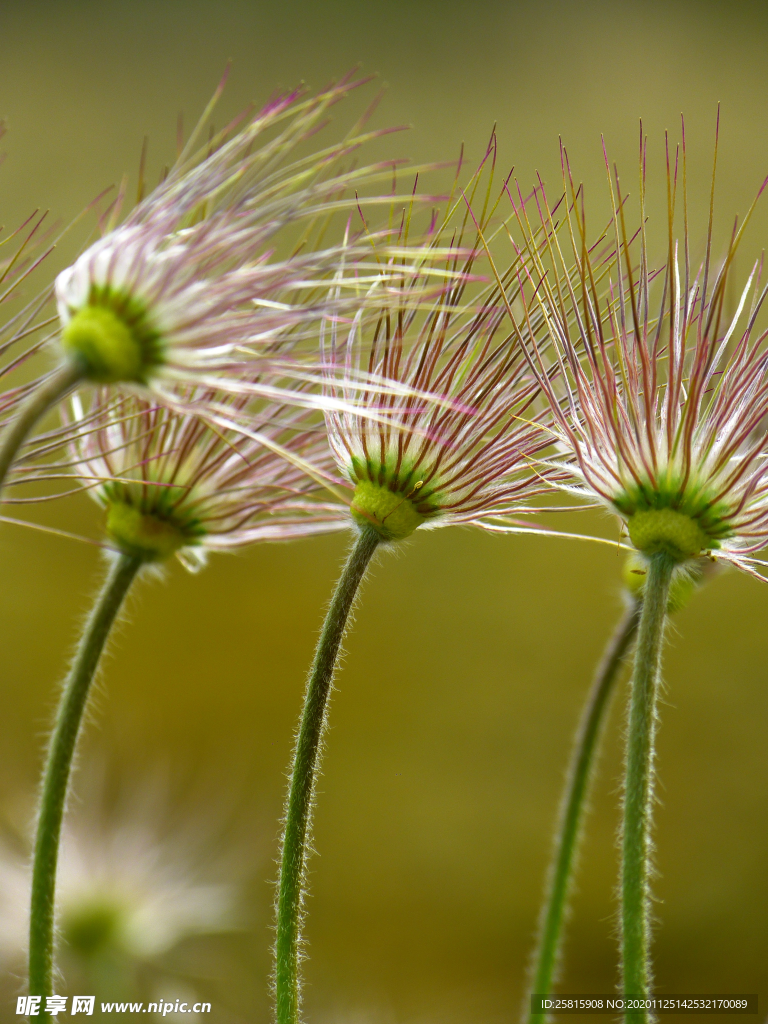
[66,387,348,570]
[508,123,768,579]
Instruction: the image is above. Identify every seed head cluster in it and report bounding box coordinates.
[321,143,564,542]
[66,388,347,570]
[4,96,768,583]
[54,72,417,407]
[506,127,768,577]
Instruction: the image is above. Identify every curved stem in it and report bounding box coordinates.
[528,599,641,1023]
[29,553,141,1015]
[0,360,83,496]
[621,551,674,1020]
[274,526,380,1024]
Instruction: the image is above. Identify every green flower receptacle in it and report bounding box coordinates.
[106,502,189,562]
[627,507,715,562]
[350,480,429,541]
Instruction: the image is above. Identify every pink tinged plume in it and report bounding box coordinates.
[0,194,89,498]
[319,140,567,543]
[506,118,768,580]
[54,71,438,411]
[65,387,349,571]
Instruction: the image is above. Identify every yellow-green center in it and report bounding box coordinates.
[351,480,428,541]
[62,307,145,383]
[61,287,165,383]
[106,501,189,562]
[627,507,713,562]
[61,898,125,957]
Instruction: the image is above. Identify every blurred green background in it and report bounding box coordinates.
[2,0,768,1020]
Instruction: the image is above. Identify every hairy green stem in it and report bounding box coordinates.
[621,551,675,1020]
[0,360,83,496]
[29,553,141,1015]
[274,526,380,1024]
[528,599,641,1022]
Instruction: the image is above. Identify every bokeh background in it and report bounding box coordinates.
[2,0,768,1020]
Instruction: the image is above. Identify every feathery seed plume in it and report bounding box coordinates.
[66,387,348,570]
[507,120,768,579]
[54,71,437,407]
[322,139,565,542]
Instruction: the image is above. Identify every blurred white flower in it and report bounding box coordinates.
[0,765,245,972]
